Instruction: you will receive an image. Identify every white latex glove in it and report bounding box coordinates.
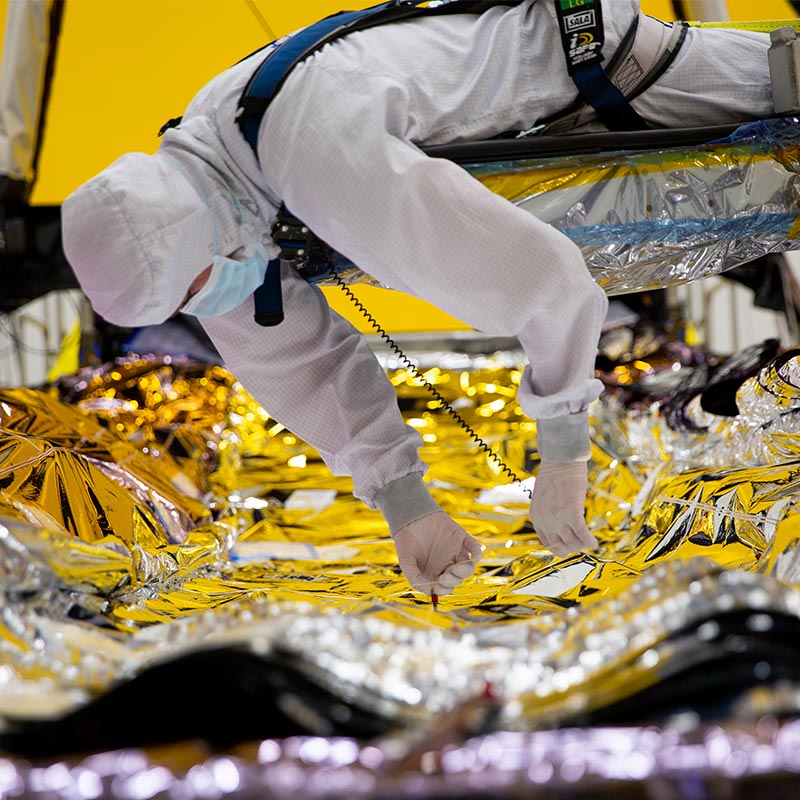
[393,511,482,597]
[529,460,598,557]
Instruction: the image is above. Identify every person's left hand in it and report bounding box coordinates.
[393,511,482,596]
[529,459,598,557]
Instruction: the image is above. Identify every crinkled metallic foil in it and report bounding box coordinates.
[7,718,800,799]
[301,118,800,296]
[4,349,800,791]
[0,385,210,542]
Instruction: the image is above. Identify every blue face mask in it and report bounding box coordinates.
[156,154,268,319]
[181,248,268,318]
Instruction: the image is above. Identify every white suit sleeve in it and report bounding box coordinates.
[260,61,607,435]
[200,262,427,507]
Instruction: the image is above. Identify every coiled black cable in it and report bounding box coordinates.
[329,269,533,499]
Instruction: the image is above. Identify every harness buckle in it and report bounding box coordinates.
[271,214,315,263]
[157,117,183,137]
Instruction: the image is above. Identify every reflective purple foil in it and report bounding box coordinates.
[4,720,800,799]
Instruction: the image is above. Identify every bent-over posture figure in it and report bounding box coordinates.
[62,0,773,597]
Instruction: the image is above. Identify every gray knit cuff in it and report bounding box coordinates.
[536,410,591,461]
[374,472,442,535]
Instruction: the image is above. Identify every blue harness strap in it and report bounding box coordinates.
[237,0,526,156]
[552,0,648,131]
[239,0,529,326]
[236,0,646,326]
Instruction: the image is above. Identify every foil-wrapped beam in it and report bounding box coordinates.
[296,118,800,295]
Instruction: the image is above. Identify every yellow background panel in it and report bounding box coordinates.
[4,0,797,331]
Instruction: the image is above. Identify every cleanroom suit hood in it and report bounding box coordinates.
[61,146,245,328]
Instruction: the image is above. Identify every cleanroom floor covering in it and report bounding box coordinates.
[2,333,800,796]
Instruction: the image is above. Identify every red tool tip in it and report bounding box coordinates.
[431,593,439,609]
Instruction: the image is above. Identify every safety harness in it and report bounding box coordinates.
[162,0,688,326]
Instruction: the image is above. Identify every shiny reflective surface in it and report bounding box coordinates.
[5,720,800,798]
[3,346,800,791]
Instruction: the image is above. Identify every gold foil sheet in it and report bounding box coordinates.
[3,350,800,731]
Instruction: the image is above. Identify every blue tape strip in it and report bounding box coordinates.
[560,213,800,248]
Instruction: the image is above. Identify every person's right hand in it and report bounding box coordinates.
[393,511,482,596]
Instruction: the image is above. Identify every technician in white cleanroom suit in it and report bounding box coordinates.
[60,0,773,597]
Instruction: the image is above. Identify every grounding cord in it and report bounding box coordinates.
[329,268,533,500]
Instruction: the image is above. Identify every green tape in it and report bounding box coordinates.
[688,18,800,33]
